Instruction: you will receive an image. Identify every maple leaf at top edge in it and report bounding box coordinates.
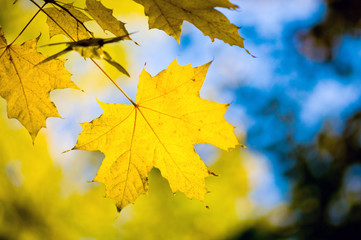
[85,0,132,40]
[73,58,239,211]
[44,3,92,41]
[133,0,247,49]
[0,27,79,142]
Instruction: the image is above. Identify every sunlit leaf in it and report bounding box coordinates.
[133,0,245,48]
[0,27,79,141]
[73,59,239,210]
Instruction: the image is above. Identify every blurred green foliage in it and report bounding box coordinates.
[286,111,361,239]
[230,110,361,240]
[299,0,361,61]
[120,149,252,240]
[0,102,124,239]
[0,99,253,239]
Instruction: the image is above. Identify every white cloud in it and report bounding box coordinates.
[236,0,321,38]
[301,80,360,125]
[243,152,284,209]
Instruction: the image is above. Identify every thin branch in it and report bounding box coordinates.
[91,59,136,106]
[9,2,47,46]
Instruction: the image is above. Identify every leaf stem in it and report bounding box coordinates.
[90,59,137,106]
[29,0,136,106]
[9,2,47,46]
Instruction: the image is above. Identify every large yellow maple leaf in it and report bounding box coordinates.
[133,0,245,48]
[73,59,239,210]
[0,27,78,141]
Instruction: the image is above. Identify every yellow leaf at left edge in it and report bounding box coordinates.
[73,59,239,211]
[0,27,79,141]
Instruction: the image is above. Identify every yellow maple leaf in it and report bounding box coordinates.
[133,0,245,48]
[0,27,79,141]
[73,59,239,210]
[44,3,91,41]
[86,0,131,40]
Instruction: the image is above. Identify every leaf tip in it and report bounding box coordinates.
[35,33,42,43]
[208,169,218,177]
[62,149,71,153]
[133,40,140,46]
[29,130,40,145]
[245,48,256,58]
[116,205,122,212]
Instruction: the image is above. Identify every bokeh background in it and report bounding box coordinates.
[1,0,361,239]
